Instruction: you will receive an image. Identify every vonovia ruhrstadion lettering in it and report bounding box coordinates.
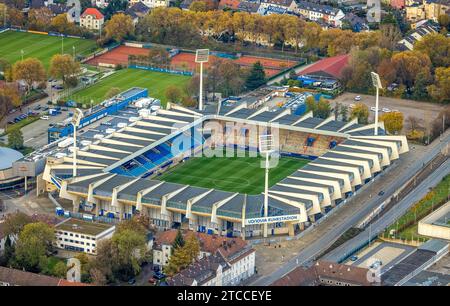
[245,215,300,225]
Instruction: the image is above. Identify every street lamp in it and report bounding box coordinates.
[259,133,275,238]
[195,49,209,111]
[371,72,383,136]
[21,49,24,61]
[71,108,83,177]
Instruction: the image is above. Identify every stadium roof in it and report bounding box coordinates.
[0,147,23,170]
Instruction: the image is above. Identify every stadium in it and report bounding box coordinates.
[41,95,409,239]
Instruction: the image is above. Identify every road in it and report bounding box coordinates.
[323,158,450,263]
[249,131,450,286]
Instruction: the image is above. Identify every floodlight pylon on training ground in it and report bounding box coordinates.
[259,134,275,238]
[371,72,382,136]
[195,49,209,111]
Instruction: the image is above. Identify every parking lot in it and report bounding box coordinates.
[332,93,447,132]
[344,241,415,273]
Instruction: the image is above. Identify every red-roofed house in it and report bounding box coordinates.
[219,0,242,10]
[80,8,104,30]
[297,54,350,90]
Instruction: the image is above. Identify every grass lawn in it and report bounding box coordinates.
[157,151,310,194]
[66,69,191,107]
[0,30,97,69]
[384,174,450,241]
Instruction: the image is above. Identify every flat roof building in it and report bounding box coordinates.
[54,218,115,255]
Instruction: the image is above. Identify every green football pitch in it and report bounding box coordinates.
[67,68,191,106]
[0,30,97,68]
[157,151,310,195]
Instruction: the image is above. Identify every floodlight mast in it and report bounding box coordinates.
[195,49,209,111]
[259,134,274,238]
[371,72,383,136]
[71,108,83,177]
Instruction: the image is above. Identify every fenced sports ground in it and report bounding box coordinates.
[0,30,97,69]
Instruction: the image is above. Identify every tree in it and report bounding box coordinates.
[340,105,349,122]
[51,14,76,34]
[104,87,121,99]
[8,129,24,150]
[350,103,369,124]
[28,7,53,31]
[14,222,54,272]
[111,228,147,280]
[0,86,21,109]
[414,33,450,68]
[380,111,404,134]
[305,96,316,115]
[165,85,183,104]
[0,3,8,27]
[428,67,450,103]
[189,1,208,12]
[172,229,185,250]
[2,212,32,237]
[391,51,432,89]
[50,54,80,87]
[164,233,200,276]
[7,7,25,27]
[438,14,450,29]
[52,261,68,278]
[316,97,331,119]
[12,58,46,94]
[104,13,134,43]
[245,61,266,90]
[379,24,402,50]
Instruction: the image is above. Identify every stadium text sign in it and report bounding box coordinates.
[245,214,300,225]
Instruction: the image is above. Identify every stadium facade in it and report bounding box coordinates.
[42,99,409,239]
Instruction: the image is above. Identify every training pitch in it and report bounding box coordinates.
[0,30,97,68]
[67,68,191,106]
[157,151,310,194]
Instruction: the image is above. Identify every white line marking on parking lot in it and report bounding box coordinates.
[24,138,34,143]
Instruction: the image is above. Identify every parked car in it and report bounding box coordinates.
[127,278,136,285]
[354,95,361,101]
[34,105,42,111]
[40,115,49,120]
[370,260,383,269]
[370,106,379,112]
[350,256,358,262]
[378,190,385,196]
[382,108,391,113]
[349,103,355,109]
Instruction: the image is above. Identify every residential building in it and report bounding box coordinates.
[165,232,256,286]
[272,260,378,286]
[94,0,110,8]
[406,0,450,23]
[296,1,345,27]
[152,229,254,270]
[54,218,115,255]
[343,12,369,32]
[29,0,81,23]
[0,266,87,286]
[80,8,104,31]
[396,22,438,50]
[219,0,242,10]
[125,1,152,24]
[390,0,406,8]
[130,0,170,8]
[258,0,299,12]
[237,0,261,13]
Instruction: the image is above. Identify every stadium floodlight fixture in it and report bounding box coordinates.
[195,49,210,111]
[371,72,382,136]
[259,134,275,238]
[71,108,84,177]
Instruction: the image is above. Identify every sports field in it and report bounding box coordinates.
[67,68,191,106]
[0,30,97,68]
[158,152,310,194]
